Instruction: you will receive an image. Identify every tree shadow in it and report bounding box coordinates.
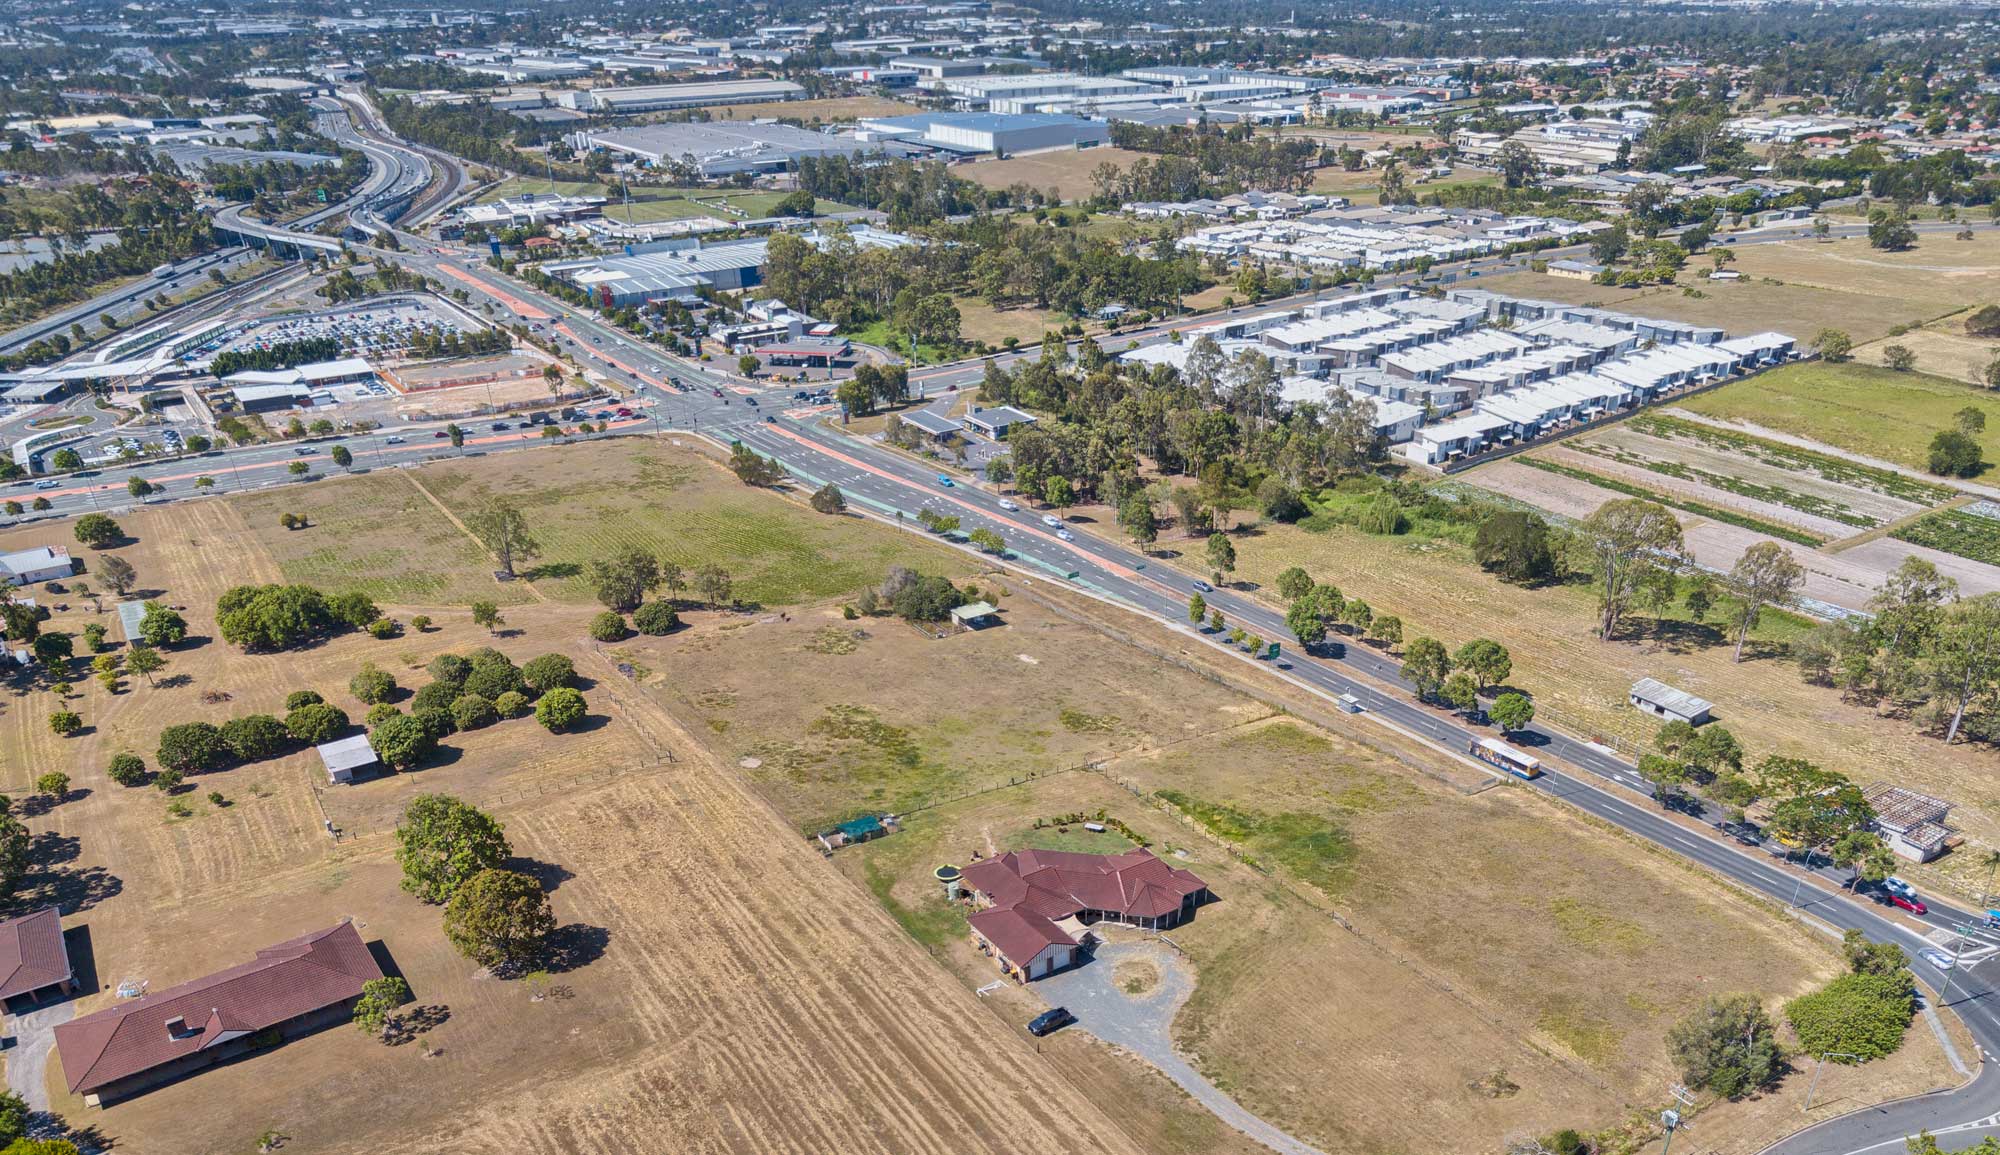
[17,860,121,914]
[507,856,575,894]
[522,562,581,581]
[155,673,193,691]
[565,712,612,735]
[541,924,609,975]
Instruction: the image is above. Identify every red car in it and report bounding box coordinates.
[615,407,634,418]
[1889,893,1929,915]
[432,430,449,438]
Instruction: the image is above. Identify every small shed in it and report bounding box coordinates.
[316,734,378,785]
[949,601,1001,629]
[0,907,75,1011]
[1863,783,1955,863]
[815,813,900,852]
[116,599,147,643]
[1629,677,1713,725]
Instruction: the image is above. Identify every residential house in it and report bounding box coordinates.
[963,848,1209,982]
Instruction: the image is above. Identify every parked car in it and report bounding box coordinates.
[1026,1007,1075,1037]
[1921,948,1956,970]
[998,499,1019,511]
[1889,893,1929,915]
[1040,514,1061,528]
[615,408,634,418]
[936,474,954,488]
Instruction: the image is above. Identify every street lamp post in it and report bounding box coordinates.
[1938,922,1978,1005]
[1803,1052,1861,1112]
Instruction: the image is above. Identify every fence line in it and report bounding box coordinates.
[317,753,671,841]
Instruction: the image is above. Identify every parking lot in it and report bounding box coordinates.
[212,297,484,361]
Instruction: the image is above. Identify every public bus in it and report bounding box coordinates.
[1468,737,1542,780]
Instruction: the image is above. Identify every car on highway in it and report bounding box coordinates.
[1921,948,1956,970]
[432,430,450,438]
[1884,877,1919,899]
[491,422,509,431]
[936,474,954,487]
[1040,514,1061,528]
[763,415,776,424]
[1719,821,1762,846]
[1056,528,1074,541]
[33,480,58,490]
[1026,1007,1074,1037]
[998,499,1018,511]
[1192,579,1214,593]
[294,446,316,456]
[745,397,759,407]
[1888,893,1929,915]
[384,435,404,444]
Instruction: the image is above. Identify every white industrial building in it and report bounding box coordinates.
[856,111,1106,156]
[570,121,893,176]
[563,79,805,114]
[935,72,1155,110]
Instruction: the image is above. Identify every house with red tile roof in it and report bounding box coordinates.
[963,848,1208,981]
[0,907,74,1010]
[55,920,383,1105]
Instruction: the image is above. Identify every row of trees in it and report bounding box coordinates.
[215,583,385,651]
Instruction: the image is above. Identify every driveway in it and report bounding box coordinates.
[1034,939,1332,1155]
[6,999,74,1110]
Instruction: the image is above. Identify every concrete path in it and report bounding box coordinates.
[1034,940,1332,1155]
[6,1000,74,1111]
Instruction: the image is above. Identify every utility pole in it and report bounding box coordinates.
[1938,922,1978,1005]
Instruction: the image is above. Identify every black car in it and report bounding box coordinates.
[1720,821,1763,846]
[491,422,509,431]
[1027,1007,1075,1037]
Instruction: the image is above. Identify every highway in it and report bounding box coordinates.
[16,118,1998,1146]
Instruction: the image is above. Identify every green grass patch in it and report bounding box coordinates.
[839,318,958,365]
[1058,706,1119,733]
[422,442,966,608]
[1891,507,2000,565]
[1156,789,1357,898]
[1547,897,1654,955]
[1678,360,2000,475]
[862,856,966,953]
[1012,822,1135,855]
[1516,454,1828,546]
[1536,1002,1623,1067]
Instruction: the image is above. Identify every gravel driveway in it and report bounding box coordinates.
[1034,940,1331,1155]
[6,999,74,1111]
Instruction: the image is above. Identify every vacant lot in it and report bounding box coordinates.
[1466,268,1924,345]
[1678,360,2000,474]
[419,437,970,608]
[625,587,1265,833]
[0,492,1146,1154]
[697,95,919,123]
[958,298,1065,349]
[232,469,536,609]
[475,177,854,222]
[960,147,1152,201]
[1173,503,2000,843]
[1854,318,1998,384]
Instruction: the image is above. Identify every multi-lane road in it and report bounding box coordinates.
[14,117,2000,1148]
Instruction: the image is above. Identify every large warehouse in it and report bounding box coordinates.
[570,121,898,177]
[540,238,769,308]
[935,72,1154,111]
[564,79,805,114]
[856,112,1107,156]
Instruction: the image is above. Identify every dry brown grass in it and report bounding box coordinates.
[0,464,1148,1155]
[960,147,1153,201]
[701,95,920,123]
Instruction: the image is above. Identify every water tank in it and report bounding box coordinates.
[934,864,962,901]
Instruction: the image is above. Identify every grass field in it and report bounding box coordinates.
[1678,360,2000,474]
[960,147,1152,202]
[475,176,855,222]
[1135,494,2000,846]
[232,469,537,608]
[626,588,1264,832]
[0,477,1148,1155]
[415,438,970,608]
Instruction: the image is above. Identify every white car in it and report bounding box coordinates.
[1056,528,1074,542]
[1921,948,1956,971]
[384,435,405,444]
[998,499,1018,511]
[1884,877,1918,899]
[1041,514,1062,528]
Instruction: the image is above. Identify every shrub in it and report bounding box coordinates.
[1668,994,1781,1099]
[138,602,188,648]
[633,601,679,635]
[157,721,226,773]
[410,680,459,713]
[220,714,290,762]
[535,686,587,732]
[493,690,531,719]
[426,654,471,690]
[1784,970,1916,1062]
[107,752,147,786]
[47,711,81,736]
[369,713,439,771]
[154,768,184,793]
[365,702,403,728]
[349,663,397,705]
[410,615,433,632]
[285,690,325,710]
[589,611,628,642]
[464,661,523,701]
[520,654,574,695]
[286,702,350,744]
[368,618,400,639]
[452,693,499,731]
[35,771,69,799]
[412,706,456,740]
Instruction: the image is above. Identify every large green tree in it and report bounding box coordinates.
[1575,500,1685,641]
[394,794,511,904]
[443,867,556,970]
